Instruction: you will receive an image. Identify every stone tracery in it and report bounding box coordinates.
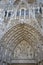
[0,0,43,65]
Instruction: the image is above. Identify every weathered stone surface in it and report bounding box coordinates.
[0,0,43,64]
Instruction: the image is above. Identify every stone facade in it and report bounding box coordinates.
[0,0,43,65]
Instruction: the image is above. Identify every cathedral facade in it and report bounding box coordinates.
[0,0,43,65]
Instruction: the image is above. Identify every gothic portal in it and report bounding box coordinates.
[0,0,43,65]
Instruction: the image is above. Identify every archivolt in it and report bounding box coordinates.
[0,23,43,51]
